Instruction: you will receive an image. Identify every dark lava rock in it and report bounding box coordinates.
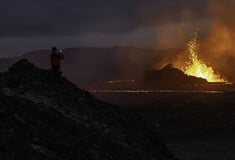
[0,59,178,160]
[142,64,208,89]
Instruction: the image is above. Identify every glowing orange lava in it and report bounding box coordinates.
[182,33,226,82]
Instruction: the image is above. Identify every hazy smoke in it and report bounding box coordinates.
[201,0,235,81]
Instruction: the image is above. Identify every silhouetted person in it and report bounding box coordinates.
[50,47,64,75]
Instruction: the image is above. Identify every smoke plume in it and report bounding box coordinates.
[201,0,235,81]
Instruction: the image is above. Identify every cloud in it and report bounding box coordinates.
[0,0,211,57]
[0,18,211,58]
[0,0,208,37]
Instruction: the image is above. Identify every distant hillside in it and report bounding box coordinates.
[0,59,178,160]
[0,47,184,88]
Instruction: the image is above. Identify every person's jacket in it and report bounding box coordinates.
[50,51,64,66]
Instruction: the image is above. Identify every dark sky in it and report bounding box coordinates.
[0,0,210,57]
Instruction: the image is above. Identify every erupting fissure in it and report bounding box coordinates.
[182,32,226,82]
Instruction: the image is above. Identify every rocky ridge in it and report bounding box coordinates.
[0,59,178,160]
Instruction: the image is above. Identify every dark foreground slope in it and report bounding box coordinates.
[93,91,235,160]
[0,59,177,160]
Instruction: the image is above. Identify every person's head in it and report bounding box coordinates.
[52,47,57,51]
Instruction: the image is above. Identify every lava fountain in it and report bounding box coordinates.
[182,33,226,82]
